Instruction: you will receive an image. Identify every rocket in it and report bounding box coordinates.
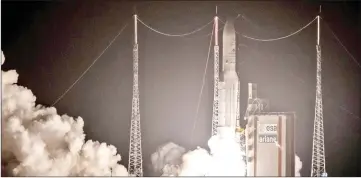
[218,18,241,138]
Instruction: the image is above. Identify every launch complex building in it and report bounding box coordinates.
[244,84,295,176]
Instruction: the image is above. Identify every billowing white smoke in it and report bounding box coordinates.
[1,51,128,176]
[295,155,303,176]
[152,131,246,176]
[152,129,303,176]
[178,147,213,176]
[151,142,185,176]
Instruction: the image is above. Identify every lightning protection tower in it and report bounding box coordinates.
[128,14,143,177]
[311,10,327,177]
[212,9,220,136]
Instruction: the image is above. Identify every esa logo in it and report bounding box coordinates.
[266,125,277,132]
[259,124,278,134]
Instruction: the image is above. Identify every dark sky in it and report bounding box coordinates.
[2,1,360,176]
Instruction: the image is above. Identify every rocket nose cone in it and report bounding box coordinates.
[223,18,236,35]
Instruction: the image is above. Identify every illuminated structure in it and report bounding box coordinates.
[244,83,295,176]
[211,14,220,136]
[310,14,327,177]
[245,112,295,176]
[128,14,143,177]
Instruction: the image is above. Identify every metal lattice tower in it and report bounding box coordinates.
[212,14,220,136]
[128,14,143,177]
[311,15,326,177]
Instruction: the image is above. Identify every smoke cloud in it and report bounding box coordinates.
[152,131,303,176]
[295,155,303,176]
[150,142,185,176]
[1,52,128,176]
[152,129,246,176]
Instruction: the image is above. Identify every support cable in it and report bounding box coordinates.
[220,17,317,42]
[51,23,128,106]
[184,24,225,40]
[231,7,263,30]
[321,17,361,68]
[190,22,214,145]
[271,52,361,121]
[234,15,360,121]
[243,45,360,121]
[137,17,213,37]
[242,17,317,41]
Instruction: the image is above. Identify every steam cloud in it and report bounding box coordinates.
[151,131,246,176]
[152,129,303,176]
[1,51,128,176]
[151,142,185,176]
[295,155,303,176]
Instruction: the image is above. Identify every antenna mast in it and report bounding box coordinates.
[128,12,143,177]
[311,5,327,177]
[212,6,220,136]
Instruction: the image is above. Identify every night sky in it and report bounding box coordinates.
[1,1,360,176]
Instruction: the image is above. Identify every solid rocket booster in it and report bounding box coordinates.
[218,19,240,137]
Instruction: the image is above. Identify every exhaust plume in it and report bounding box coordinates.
[1,52,128,176]
[152,132,303,176]
[151,132,246,176]
[151,142,185,176]
[295,155,303,176]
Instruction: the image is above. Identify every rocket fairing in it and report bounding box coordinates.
[222,19,237,72]
[218,19,241,137]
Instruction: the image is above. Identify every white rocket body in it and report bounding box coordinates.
[218,19,240,139]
